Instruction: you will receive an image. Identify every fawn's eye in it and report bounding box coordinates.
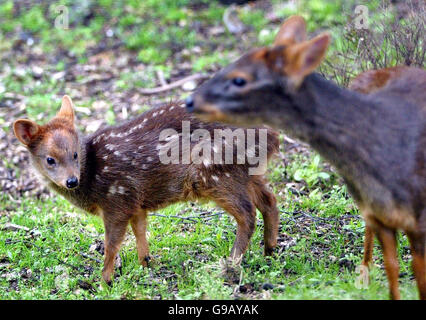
[73,152,78,160]
[46,157,56,165]
[232,77,247,87]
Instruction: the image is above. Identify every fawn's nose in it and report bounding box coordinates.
[185,96,194,112]
[66,176,79,189]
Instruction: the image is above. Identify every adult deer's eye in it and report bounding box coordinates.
[74,152,78,160]
[46,157,56,165]
[232,77,247,87]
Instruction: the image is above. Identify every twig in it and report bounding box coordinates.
[156,69,167,87]
[138,73,209,95]
[80,252,102,264]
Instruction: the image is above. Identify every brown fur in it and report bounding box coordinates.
[13,96,280,284]
[189,16,426,299]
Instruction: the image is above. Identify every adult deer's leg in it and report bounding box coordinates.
[362,226,374,268]
[407,231,426,300]
[375,224,400,300]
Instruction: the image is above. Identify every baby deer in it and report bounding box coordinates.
[187,16,426,299]
[13,96,280,284]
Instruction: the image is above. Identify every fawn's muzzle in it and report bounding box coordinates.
[66,176,79,189]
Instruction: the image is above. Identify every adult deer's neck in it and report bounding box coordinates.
[280,73,395,196]
[283,73,374,149]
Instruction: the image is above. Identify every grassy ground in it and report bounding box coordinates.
[0,0,423,299]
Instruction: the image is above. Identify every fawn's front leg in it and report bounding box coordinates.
[130,211,150,266]
[102,217,129,284]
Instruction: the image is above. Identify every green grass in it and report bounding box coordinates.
[0,0,421,300]
[0,187,418,300]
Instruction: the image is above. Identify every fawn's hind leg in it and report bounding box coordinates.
[374,224,400,300]
[407,231,426,300]
[213,192,257,262]
[250,180,279,255]
[130,211,150,267]
[102,217,129,284]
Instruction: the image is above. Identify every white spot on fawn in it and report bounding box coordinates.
[203,158,211,167]
[109,185,116,194]
[93,134,103,144]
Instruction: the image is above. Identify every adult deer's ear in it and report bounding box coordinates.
[56,95,75,122]
[13,119,40,146]
[273,15,307,46]
[283,33,330,89]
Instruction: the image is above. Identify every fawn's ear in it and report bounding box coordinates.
[283,33,330,89]
[13,119,40,146]
[56,95,75,122]
[273,16,307,46]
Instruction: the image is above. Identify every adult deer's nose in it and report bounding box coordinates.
[66,176,79,189]
[185,96,194,112]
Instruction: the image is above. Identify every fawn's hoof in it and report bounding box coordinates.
[141,255,152,267]
[219,257,242,284]
[101,276,113,287]
[264,247,275,256]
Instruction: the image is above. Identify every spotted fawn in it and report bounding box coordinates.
[187,16,426,299]
[13,95,280,284]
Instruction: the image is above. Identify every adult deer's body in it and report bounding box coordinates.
[188,16,426,299]
[348,66,426,275]
[13,96,280,284]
